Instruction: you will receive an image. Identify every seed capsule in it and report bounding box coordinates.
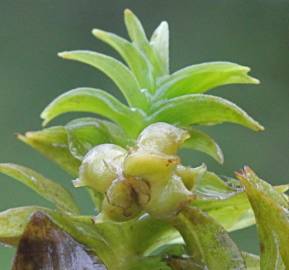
[102,179,141,221]
[137,122,190,155]
[77,144,127,193]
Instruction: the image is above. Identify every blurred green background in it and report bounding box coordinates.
[0,0,288,268]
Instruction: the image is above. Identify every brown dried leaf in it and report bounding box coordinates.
[12,211,106,270]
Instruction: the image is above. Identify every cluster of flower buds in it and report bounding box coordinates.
[75,123,206,221]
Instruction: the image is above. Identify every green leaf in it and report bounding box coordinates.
[236,167,289,270]
[156,62,259,99]
[149,94,264,131]
[193,172,253,232]
[65,118,127,160]
[193,172,288,232]
[150,21,169,74]
[132,255,205,270]
[172,206,246,269]
[124,9,166,77]
[92,29,154,92]
[183,128,224,163]
[242,252,260,270]
[127,256,172,270]
[18,126,80,177]
[58,50,149,110]
[41,87,145,137]
[0,163,79,214]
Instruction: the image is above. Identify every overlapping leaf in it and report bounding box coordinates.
[193,172,289,232]
[150,21,169,74]
[58,51,149,110]
[149,94,264,131]
[41,87,145,137]
[124,9,166,78]
[236,167,289,269]
[18,126,80,177]
[156,62,259,99]
[92,29,154,92]
[0,164,79,214]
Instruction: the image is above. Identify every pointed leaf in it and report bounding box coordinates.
[149,94,264,131]
[18,126,80,177]
[156,62,259,99]
[65,118,127,160]
[183,128,224,163]
[0,163,79,214]
[236,167,289,269]
[41,87,145,137]
[150,21,169,74]
[58,50,149,110]
[172,206,246,269]
[124,9,166,77]
[92,29,154,92]
[12,212,106,270]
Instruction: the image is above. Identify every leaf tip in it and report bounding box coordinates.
[57,51,70,59]
[250,77,260,84]
[217,151,224,164]
[92,28,104,38]
[124,8,133,17]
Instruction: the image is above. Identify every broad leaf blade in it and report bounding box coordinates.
[92,29,154,92]
[173,206,246,269]
[124,9,166,77]
[18,126,80,177]
[0,164,79,214]
[41,87,144,137]
[58,50,149,110]
[183,128,224,163]
[150,94,264,131]
[12,212,106,270]
[157,62,259,99]
[236,167,289,270]
[150,21,169,74]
